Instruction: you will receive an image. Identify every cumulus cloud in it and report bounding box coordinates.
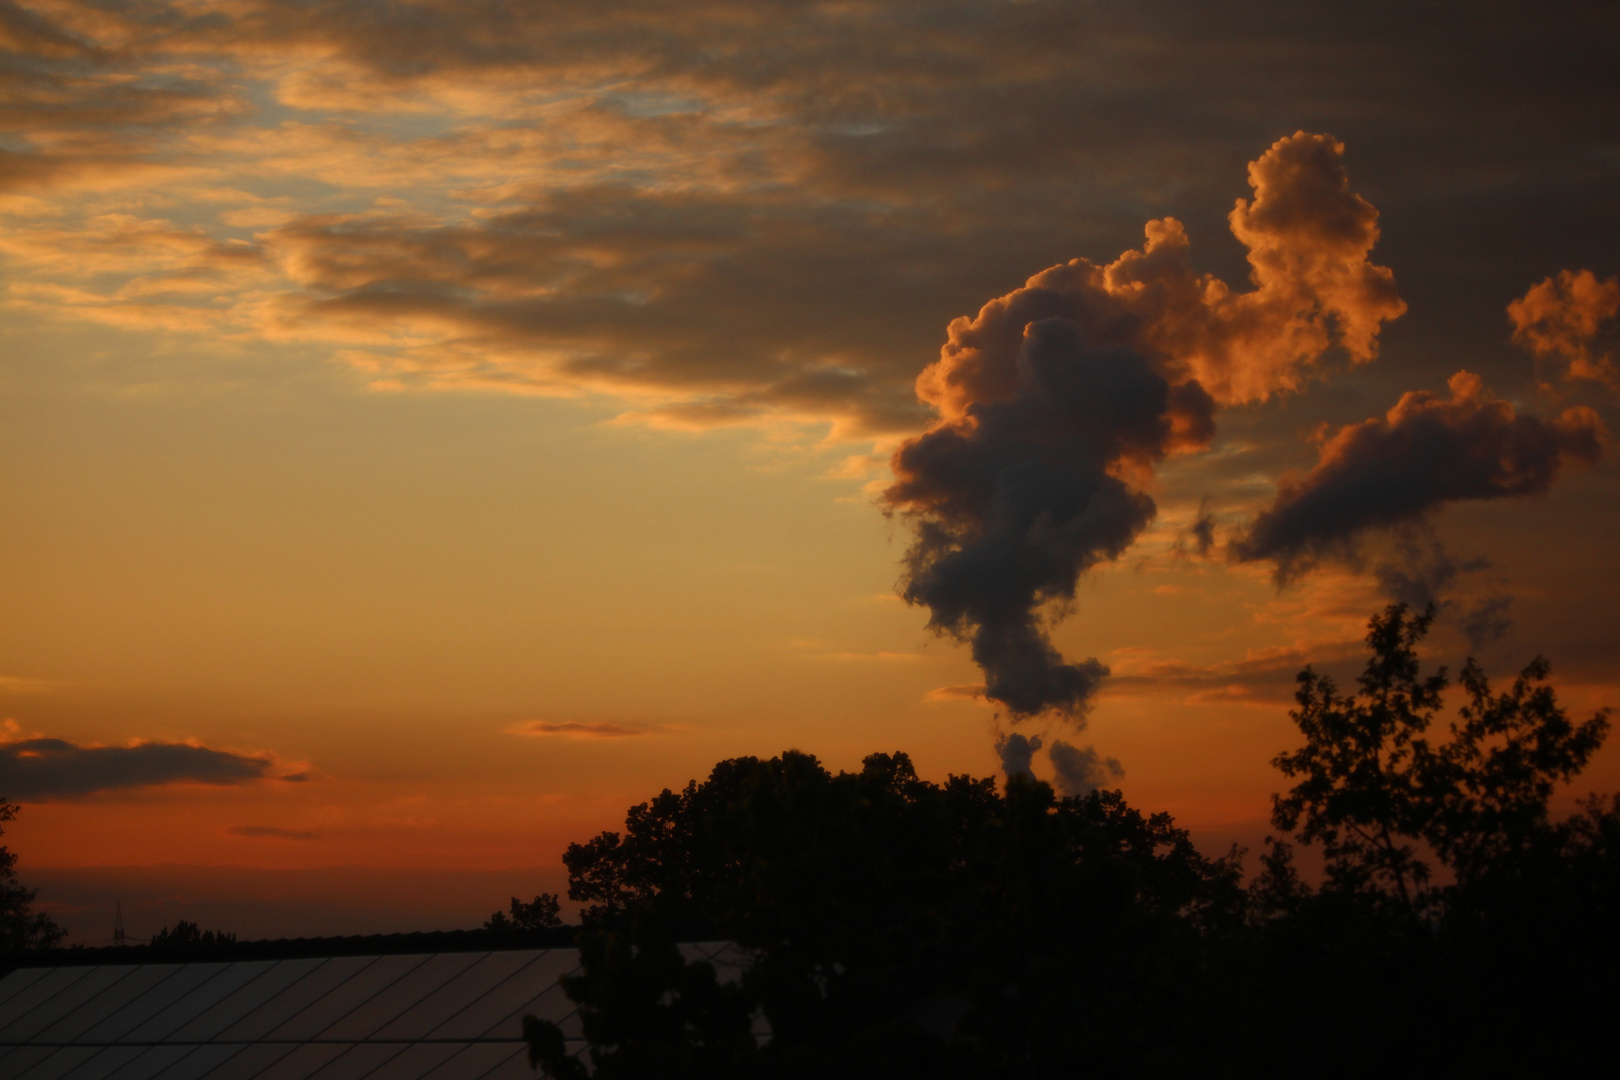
[0,736,277,801]
[1509,269,1620,387]
[884,133,1400,717]
[1048,740,1123,798]
[1232,371,1606,581]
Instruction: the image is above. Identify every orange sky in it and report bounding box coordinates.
[2,0,1618,942]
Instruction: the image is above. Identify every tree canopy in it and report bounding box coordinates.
[526,605,1619,1078]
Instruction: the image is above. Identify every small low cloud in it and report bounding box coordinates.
[1102,640,1364,705]
[225,825,320,841]
[507,720,647,739]
[0,735,278,801]
[924,683,988,703]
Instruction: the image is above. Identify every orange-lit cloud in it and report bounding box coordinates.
[914,133,1403,421]
[884,134,1402,718]
[1509,269,1620,387]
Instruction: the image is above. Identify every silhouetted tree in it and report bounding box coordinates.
[484,893,563,935]
[529,751,1240,1079]
[1262,603,1610,909]
[1249,603,1617,1074]
[0,799,65,952]
[525,606,1618,1078]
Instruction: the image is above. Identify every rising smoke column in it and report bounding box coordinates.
[884,132,1405,718]
[1231,371,1606,581]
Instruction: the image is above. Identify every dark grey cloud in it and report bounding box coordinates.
[1048,740,1123,798]
[0,737,274,801]
[1184,498,1217,558]
[1232,372,1606,581]
[886,319,1181,716]
[1461,595,1514,653]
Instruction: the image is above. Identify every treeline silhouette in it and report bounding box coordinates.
[0,800,64,952]
[526,605,1619,1079]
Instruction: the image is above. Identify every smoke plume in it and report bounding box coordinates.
[1048,739,1124,798]
[1232,371,1606,580]
[885,132,1402,717]
[994,731,1044,784]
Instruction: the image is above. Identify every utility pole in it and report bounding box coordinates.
[113,899,126,947]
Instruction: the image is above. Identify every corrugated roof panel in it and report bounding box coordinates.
[241,1043,349,1080]
[62,1043,193,1080]
[427,951,578,1040]
[165,958,329,1043]
[340,1041,464,1080]
[368,952,536,1043]
[0,945,740,1078]
[314,953,485,1042]
[187,1042,297,1080]
[105,960,276,1046]
[0,969,94,1035]
[0,971,53,1013]
[69,963,230,1044]
[33,965,185,1045]
[40,1044,147,1080]
[0,1046,60,1077]
[13,1045,102,1080]
[415,1042,528,1080]
[303,1042,410,1079]
[264,956,431,1042]
[209,957,375,1042]
[143,1043,246,1080]
[0,968,138,1044]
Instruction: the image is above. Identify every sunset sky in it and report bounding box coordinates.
[3,0,1617,942]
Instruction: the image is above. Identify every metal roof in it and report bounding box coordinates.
[0,943,750,1079]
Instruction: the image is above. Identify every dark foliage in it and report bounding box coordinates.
[485,893,564,938]
[148,919,237,953]
[0,800,65,953]
[527,604,1618,1078]
[533,752,1242,1078]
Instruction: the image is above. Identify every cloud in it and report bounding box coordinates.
[1509,269,1620,387]
[1048,740,1123,798]
[883,133,1399,718]
[923,683,988,703]
[0,736,276,801]
[1232,371,1606,581]
[1102,640,1362,705]
[507,720,647,738]
[225,825,320,840]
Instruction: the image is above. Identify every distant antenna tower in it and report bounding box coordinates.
[113,899,126,947]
